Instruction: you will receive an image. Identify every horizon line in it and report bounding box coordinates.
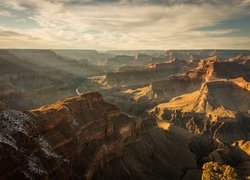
[1,48,250,51]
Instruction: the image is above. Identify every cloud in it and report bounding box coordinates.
[0,28,41,40]
[1,1,27,11]
[0,10,11,17]
[0,0,249,49]
[58,0,238,6]
[0,29,25,37]
[0,27,68,49]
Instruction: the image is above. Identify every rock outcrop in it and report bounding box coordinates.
[150,54,250,99]
[0,92,199,180]
[105,53,170,68]
[105,55,136,67]
[0,101,5,111]
[103,58,188,87]
[150,79,250,145]
[1,49,250,179]
[166,49,250,60]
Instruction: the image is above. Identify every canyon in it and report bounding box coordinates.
[0,49,249,179]
[0,92,198,179]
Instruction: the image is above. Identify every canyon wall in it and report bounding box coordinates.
[0,93,199,180]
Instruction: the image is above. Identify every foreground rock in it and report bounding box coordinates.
[0,101,5,111]
[0,92,199,180]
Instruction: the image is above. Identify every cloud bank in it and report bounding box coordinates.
[0,0,249,49]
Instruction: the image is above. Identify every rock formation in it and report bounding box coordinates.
[105,55,136,67]
[8,49,102,77]
[102,58,188,87]
[1,49,250,179]
[0,92,200,180]
[0,101,5,111]
[0,50,85,110]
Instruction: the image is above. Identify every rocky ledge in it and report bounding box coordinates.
[0,92,200,180]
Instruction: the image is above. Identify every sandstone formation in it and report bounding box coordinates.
[152,81,250,120]
[78,54,250,117]
[1,49,250,179]
[0,92,200,180]
[150,54,250,124]
[167,49,250,60]
[0,101,5,111]
[105,55,136,67]
[150,79,250,148]
[101,58,187,87]
[147,54,250,178]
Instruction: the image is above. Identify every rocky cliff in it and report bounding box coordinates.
[105,55,136,67]
[103,58,188,87]
[0,92,200,180]
[147,56,250,178]
[0,50,85,110]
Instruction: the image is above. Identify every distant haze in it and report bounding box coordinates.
[0,0,250,50]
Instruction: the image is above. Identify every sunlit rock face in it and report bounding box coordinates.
[150,80,250,145]
[146,55,250,179]
[0,92,200,180]
[150,56,250,140]
[1,49,250,179]
[103,58,188,87]
[167,50,250,61]
[77,53,250,118]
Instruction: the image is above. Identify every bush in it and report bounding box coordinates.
[202,161,237,180]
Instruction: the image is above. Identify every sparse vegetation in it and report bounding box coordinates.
[202,161,237,180]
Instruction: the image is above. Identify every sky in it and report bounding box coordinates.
[0,0,250,50]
